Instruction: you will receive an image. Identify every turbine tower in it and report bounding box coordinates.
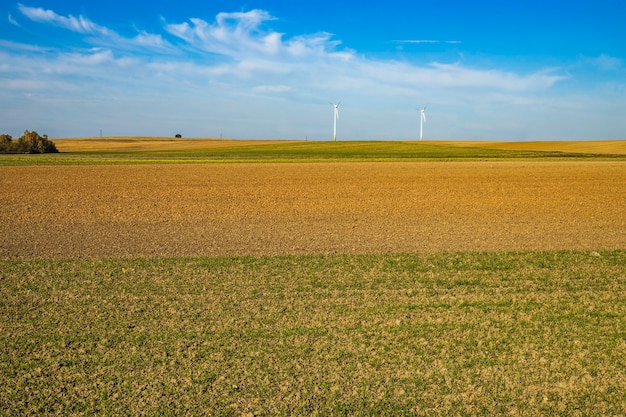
[332,102,340,141]
[419,105,427,141]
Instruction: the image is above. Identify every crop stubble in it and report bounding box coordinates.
[1,161,625,259]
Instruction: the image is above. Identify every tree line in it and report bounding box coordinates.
[0,130,59,154]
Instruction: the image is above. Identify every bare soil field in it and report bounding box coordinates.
[2,161,625,259]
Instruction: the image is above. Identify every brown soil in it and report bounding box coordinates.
[2,161,625,259]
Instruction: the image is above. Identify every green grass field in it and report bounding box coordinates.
[1,140,621,166]
[2,251,625,415]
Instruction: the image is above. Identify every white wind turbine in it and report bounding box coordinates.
[331,102,340,141]
[418,105,427,141]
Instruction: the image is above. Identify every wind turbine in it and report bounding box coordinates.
[331,102,340,141]
[418,105,427,141]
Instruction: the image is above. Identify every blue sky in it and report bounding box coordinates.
[1,1,625,140]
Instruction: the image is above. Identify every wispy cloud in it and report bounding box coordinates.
[252,85,292,94]
[0,39,51,52]
[165,11,283,57]
[584,54,622,71]
[8,13,19,26]
[18,3,171,52]
[133,31,169,49]
[165,10,353,62]
[426,62,567,91]
[18,3,113,36]
[395,39,462,44]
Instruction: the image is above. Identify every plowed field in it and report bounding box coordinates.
[2,161,625,259]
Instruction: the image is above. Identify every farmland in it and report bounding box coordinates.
[2,138,626,165]
[52,137,626,155]
[1,139,626,415]
[2,160,626,259]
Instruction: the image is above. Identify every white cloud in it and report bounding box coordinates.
[395,40,439,44]
[252,85,291,94]
[8,13,20,26]
[427,62,567,91]
[394,39,462,44]
[2,78,67,91]
[165,10,353,62]
[18,4,113,36]
[165,11,279,57]
[61,49,117,66]
[0,39,49,52]
[133,31,168,48]
[18,4,171,52]
[585,54,622,71]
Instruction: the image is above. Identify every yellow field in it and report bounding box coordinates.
[434,140,626,155]
[53,137,302,152]
[52,137,626,154]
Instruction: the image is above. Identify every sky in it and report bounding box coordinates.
[1,1,625,140]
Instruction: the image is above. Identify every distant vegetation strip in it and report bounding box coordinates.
[0,131,58,154]
[2,250,625,415]
[2,140,624,166]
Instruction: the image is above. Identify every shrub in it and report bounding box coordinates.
[0,130,58,154]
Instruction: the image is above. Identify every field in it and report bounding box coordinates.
[1,139,626,415]
[51,137,626,155]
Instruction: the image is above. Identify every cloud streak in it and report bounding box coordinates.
[8,13,19,26]
[18,3,113,36]
[585,54,622,71]
[17,3,170,52]
[395,39,462,44]
[165,10,353,63]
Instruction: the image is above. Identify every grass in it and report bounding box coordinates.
[2,250,625,415]
[1,140,619,166]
